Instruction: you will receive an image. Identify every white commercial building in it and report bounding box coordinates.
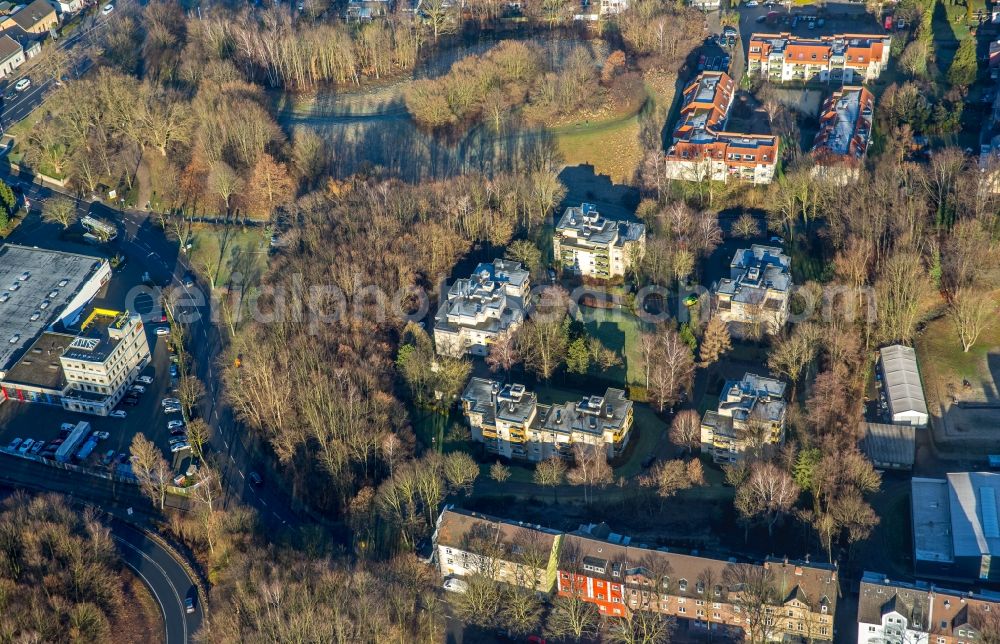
[878,344,929,427]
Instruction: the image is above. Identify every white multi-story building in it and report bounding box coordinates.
[461,379,634,462]
[700,372,787,463]
[857,572,1000,644]
[434,259,530,357]
[664,72,780,185]
[599,0,627,15]
[747,33,892,84]
[59,308,151,416]
[714,245,792,336]
[554,203,645,280]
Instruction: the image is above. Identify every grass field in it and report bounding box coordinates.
[188,226,269,289]
[553,114,643,185]
[916,308,1000,388]
[575,306,650,385]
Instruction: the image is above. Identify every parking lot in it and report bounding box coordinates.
[736,1,885,51]
[0,243,195,474]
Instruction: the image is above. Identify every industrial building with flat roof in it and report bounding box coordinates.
[878,344,928,427]
[912,472,1000,582]
[859,422,915,471]
[0,244,110,374]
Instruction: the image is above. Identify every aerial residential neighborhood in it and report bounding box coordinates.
[0,0,997,640]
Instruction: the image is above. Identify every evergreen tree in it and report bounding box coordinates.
[699,316,733,366]
[0,180,15,216]
[948,37,978,88]
[566,337,591,374]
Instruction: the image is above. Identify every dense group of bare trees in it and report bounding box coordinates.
[0,493,127,642]
[222,171,562,528]
[404,40,637,132]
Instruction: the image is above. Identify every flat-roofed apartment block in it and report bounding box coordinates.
[878,344,928,427]
[714,245,791,336]
[857,571,1000,644]
[664,72,779,185]
[434,259,531,357]
[433,507,562,593]
[700,372,787,464]
[557,523,838,640]
[811,86,875,182]
[912,472,1000,582]
[554,203,646,279]
[461,378,634,462]
[747,33,891,83]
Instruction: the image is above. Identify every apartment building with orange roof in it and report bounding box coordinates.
[747,32,891,84]
[664,71,779,185]
[811,86,875,181]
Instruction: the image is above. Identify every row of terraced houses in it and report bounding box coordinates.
[663,32,888,185]
[434,507,1000,642]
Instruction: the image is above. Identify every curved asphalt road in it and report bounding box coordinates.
[110,518,203,644]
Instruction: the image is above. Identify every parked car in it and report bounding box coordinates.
[8,282,18,291]
[170,427,188,436]
[101,450,115,465]
[109,410,127,418]
[170,442,190,453]
[185,595,196,614]
[29,311,40,321]
[39,300,50,309]
[164,406,182,415]
[0,293,8,303]
[50,438,64,447]
[101,3,113,14]
[7,438,22,451]
[169,364,179,378]
[443,578,469,593]
[169,436,188,447]
[155,326,170,336]
[137,375,154,384]
[18,439,34,454]
[248,471,263,487]
[30,442,45,454]
[167,420,185,430]
[18,271,30,281]
[60,422,76,433]
[130,385,146,394]
[745,0,758,6]
[14,78,30,92]
[93,431,110,440]
[161,397,180,407]
[8,333,19,344]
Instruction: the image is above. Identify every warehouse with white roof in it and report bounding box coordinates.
[878,344,928,427]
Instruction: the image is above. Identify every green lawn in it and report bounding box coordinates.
[188,226,269,289]
[916,305,1000,384]
[553,114,643,185]
[576,306,651,386]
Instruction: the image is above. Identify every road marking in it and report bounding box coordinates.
[112,534,187,644]
[260,499,268,507]
[230,455,235,464]
[213,410,218,421]
[224,440,229,449]
[114,541,170,644]
[238,471,244,479]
